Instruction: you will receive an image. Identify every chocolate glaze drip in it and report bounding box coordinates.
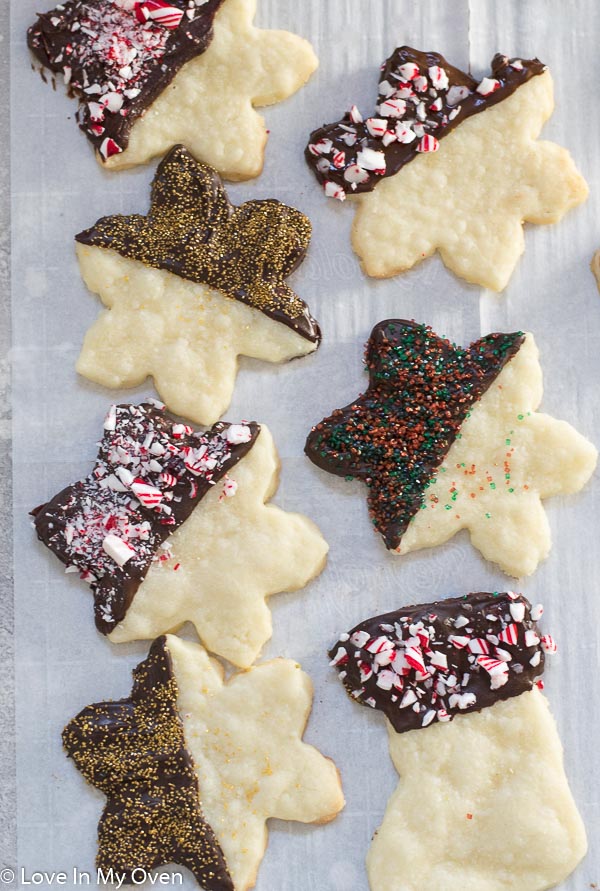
[27,0,224,160]
[305,320,524,550]
[329,593,548,734]
[32,402,259,634]
[305,48,546,197]
[76,145,321,343]
[63,636,234,890]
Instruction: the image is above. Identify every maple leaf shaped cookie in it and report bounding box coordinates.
[28,0,317,176]
[329,594,586,891]
[305,48,587,291]
[63,635,344,890]
[33,403,328,667]
[75,146,320,426]
[305,320,597,577]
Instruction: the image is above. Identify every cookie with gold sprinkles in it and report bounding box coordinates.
[305,320,597,577]
[33,402,329,668]
[64,634,344,890]
[74,145,321,425]
[328,592,587,891]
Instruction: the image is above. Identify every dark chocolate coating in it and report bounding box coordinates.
[32,403,259,634]
[329,593,546,734]
[305,320,524,550]
[63,636,234,890]
[76,145,321,343]
[27,0,224,159]
[306,48,546,195]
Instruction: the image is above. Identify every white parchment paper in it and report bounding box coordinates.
[10,1,600,888]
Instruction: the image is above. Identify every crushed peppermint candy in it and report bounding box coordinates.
[328,592,554,734]
[32,402,258,634]
[305,47,546,198]
[27,0,224,159]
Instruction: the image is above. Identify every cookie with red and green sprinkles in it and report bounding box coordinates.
[305,320,597,577]
[328,592,587,891]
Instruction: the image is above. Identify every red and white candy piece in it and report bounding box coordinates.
[222,478,238,498]
[308,138,333,156]
[366,117,387,138]
[226,424,252,445]
[378,97,407,118]
[134,0,184,28]
[428,65,449,90]
[104,405,117,432]
[356,147,386,172]
[467,638,490,656]
[99,138,122,159]
[344,164,370,184]
[394,123,417,145]
[350,630,370,648]
[131,479,164,508]
[404,645,426,675]
[498,623,519,646]
[525,628,540,647]
[476,656,509,689]
[102,533,136,567]
[476,77,501,96]
[449,635,470,649]
[172,423,193,439]
[397,62,420,81]
[509,601,526,623]
[540,634,557,654]
[324,181,346,201]
[348,104,363,124]
[416,134,439,153]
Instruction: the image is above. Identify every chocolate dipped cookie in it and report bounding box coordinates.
[305,320,597,577]
[64,634,344,889]
[28,0,318,175]
[306,48,587,290]
[329,593,586,891]
[33,402,328,667]
[75,146,320,426]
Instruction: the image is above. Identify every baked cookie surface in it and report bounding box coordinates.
[305,320,597,577]
[64,634,344,890]
[28,0,317,175]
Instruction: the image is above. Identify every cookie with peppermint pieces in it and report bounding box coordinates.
[33,402,328,667]
[28,0,317,176]
[75,146,320,426]
[329,593,586,891]
[305,47,587,291]
[305,320,597,577]
[64,634,344,890]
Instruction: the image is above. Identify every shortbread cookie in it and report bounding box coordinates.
[305,320,597,577]
[591,249,600,291]
[329,593,586,891]
[28,0,317,176]
[75,146,320,425]
[305,48,587,290]
[64,634,344,890]
[33,402,328,667]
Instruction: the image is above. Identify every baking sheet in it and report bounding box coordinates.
[9,1,600,888]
